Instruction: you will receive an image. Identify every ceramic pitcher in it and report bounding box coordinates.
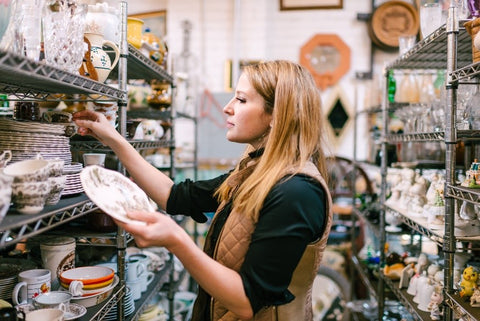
[84,32,119,83]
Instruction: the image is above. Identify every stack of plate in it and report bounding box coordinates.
[0,258,37,301]
[0,119,73,165]
[62,162,84,196]
[138,304,167,321]
[103,287,135,320]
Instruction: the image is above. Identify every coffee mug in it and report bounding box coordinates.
[126,278,142,301]
[128,253,152,271]
[12,269,51,305]
[25,308,64,321]
[126,258,145,282]
[139,271,154,292]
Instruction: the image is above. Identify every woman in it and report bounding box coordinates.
[73,60,332,321]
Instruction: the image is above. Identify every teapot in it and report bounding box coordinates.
[83,32,119,83]
[147,79,172,110]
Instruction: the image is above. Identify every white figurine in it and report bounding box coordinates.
[429,285,443,320]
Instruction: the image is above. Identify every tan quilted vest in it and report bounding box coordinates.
[195,162,332,321]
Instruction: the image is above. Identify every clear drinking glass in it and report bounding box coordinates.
[398,35,417,55]
[420,2,442,38]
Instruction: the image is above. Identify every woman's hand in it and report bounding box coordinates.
[72,110,122,146]
[114,211,185,250]
[117,211,254,319]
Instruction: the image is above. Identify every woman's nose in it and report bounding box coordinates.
[223,99,234,114]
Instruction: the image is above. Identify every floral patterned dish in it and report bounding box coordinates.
[80,165,153,225]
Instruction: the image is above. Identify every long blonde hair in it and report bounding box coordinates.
[215,60,328,222]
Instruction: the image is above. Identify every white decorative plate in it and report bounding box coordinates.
[80,165,152,225]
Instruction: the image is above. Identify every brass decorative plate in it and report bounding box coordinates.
[370,0,419,50]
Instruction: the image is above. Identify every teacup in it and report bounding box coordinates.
[3,158,49,183]
[45,175,67,205]
[83,153,106,167]
[12,269,51,305]
[47,159,65,177]
[0,150,12,168]
[33,291,72,311]
[0,171,13,223]
[25,308,64,321]
[11,180,50,214]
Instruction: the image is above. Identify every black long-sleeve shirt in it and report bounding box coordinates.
[166,173,327,313]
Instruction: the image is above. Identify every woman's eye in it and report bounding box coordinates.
[236,97,246,103]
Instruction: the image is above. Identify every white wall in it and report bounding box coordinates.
[124,0,402,161]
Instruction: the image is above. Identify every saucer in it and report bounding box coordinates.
[64,303,87,320]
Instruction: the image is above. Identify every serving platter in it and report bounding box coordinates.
[80,165,152,225]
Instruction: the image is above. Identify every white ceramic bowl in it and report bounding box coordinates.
[60,266,114,285]
[69,275,118,308]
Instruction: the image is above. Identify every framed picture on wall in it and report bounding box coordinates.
[129,10,167,37]
[224,59,263,92]
[279,0,343,10]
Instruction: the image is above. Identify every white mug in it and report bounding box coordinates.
[126,258,145,282]
[126,278,142,301]
[128,253,152,271]
[12,269,51,305]
[139,271,154,292]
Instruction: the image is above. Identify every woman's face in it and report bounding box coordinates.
[224,73,272,148]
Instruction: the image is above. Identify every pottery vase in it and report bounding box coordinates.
[84,32,119,83]
[464,18,480,63]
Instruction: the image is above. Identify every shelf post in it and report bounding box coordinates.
[116,1,129,320]
[444,4,459,321]
[378,63,389,321]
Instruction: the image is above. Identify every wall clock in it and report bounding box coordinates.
[299,34,350,90]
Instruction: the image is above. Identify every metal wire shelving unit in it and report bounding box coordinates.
[373,7,480,321]
[0,1,179,319]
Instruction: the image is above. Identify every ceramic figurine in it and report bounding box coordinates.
[424,188,445,229]
[460,266,478,297]
[470,286,480,307]
[429,285,443,320]
[399,263,415,289]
